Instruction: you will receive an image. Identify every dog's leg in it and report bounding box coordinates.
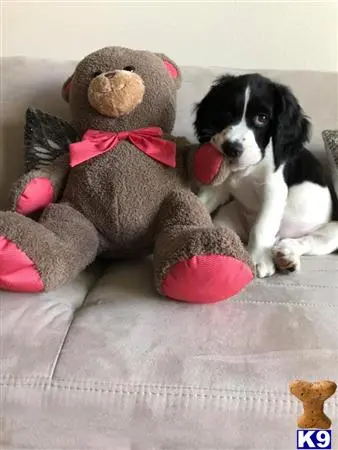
[198,182,231,215]
[248,166,288,278]
[273,221,338,272]
[213,200,249,243]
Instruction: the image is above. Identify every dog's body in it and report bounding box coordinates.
[194,74,338,278]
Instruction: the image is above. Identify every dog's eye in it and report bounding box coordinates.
[123,65,135,72]
[223,111,232,120]
[253,113,269,127]
[93,71,103,78]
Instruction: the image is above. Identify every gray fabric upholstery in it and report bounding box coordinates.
[323,130,338,207]
[0,57,337,449]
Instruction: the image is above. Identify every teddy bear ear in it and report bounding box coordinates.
[156,54,182,90]
[61,74,74,103]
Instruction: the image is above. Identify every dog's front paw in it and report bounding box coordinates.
[250,247,276,278]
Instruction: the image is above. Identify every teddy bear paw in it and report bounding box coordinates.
[15,178,54,215]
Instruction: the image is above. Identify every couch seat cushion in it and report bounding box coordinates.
[2,256,337,449]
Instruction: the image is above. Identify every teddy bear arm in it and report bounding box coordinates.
[9,153,70,215]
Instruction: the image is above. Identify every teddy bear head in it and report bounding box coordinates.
[62,46,182,135]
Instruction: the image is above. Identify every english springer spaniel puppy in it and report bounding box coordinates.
[194,73,338,278]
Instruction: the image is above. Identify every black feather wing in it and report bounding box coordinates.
[24,107,79,171]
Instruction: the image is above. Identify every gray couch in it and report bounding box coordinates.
[1,57,337,450]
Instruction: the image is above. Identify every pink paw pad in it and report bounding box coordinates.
[0,237,44,292]
[193,143,223,184]
[161,254,253,304]
[16,178,54,215]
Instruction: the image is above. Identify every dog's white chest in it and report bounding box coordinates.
[228,163,267,215]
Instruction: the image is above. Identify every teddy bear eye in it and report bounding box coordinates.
[93,71,102,78]
[123,65,135,72]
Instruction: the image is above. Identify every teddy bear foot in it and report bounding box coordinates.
[161,253,252,303]
[0,236,44,292]
[154,228,254,304]
[0,211,46,292]
[0,205,99,293]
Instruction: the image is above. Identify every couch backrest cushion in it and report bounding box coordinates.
[1,57,337,209]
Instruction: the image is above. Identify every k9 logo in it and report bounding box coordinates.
[297,429,332,449]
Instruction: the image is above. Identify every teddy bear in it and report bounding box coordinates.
[0,46,254,303]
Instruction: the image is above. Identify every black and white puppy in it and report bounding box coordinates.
[194,73,338,278]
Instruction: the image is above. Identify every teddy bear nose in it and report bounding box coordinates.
[105,71,116,79]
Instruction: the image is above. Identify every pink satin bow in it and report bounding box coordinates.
[69,127,176,168]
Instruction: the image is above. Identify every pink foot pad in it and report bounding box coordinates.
[0,237,44,292]
[16,178,54,215]
[161,254,253,304]
[193,143,223,185]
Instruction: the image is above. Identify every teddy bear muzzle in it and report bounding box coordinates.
[88,70,145,118]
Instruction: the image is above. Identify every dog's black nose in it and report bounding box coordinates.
[221,141,243,158]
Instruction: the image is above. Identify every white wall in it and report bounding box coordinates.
[2,1,338,72]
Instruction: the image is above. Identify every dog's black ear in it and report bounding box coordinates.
[273,83,311,166]
[193,74,236,143]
